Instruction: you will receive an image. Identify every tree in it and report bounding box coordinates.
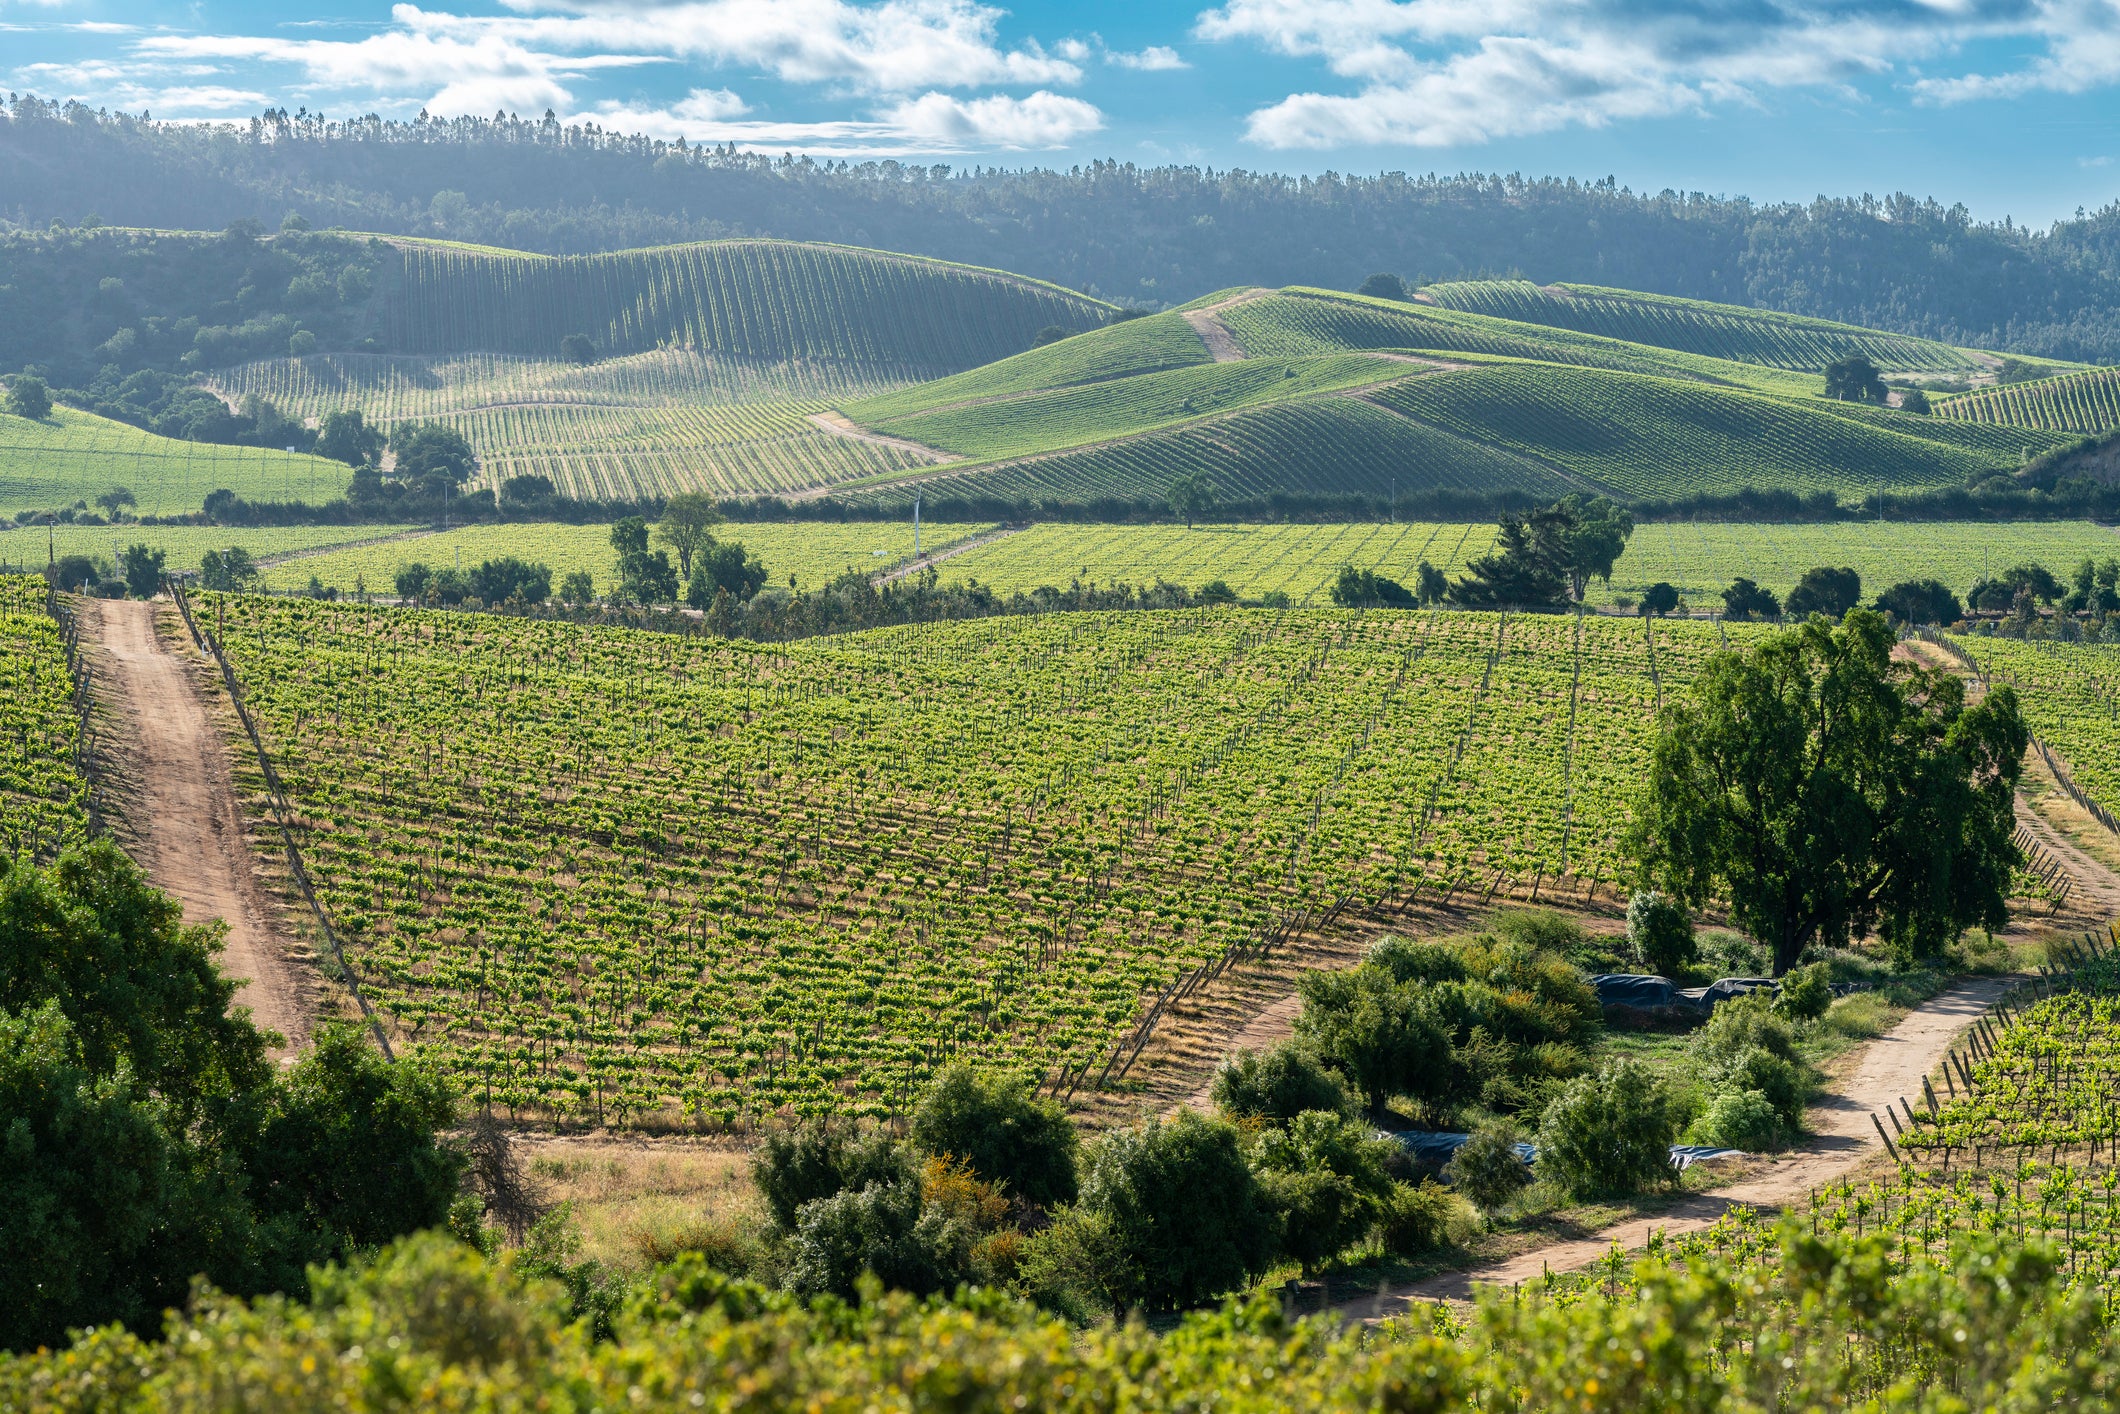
[1551,494,1635,603]
[2062,556,2120,615]
[751,1119,915,1231]
[1536,1057,1679,1199]
[1639,582,1681,617]
[1067,1110,1274,1310]
[119,544,164,599]
[654,492,722,579]
[48,555,100,593]
[1626,889,1697,975]
[610,516,678,605]
[95,487,136,520]
[6,374,52,420]
[1721,577,1781,621]
[1292,963,1451,1118]
[198,547,260,593]
[1970,563,2061,611]
[1784,566,1861,619]
[1415,560,1449,606]
[1328,565,1415,608]
[1166,472,1216,528]
[1899,387,1932,414]
[1033,325,1069,347]
[390,422,478,494]
[1452,500,1576,607]
[908,1064,1078,1207]
[468,557,550,605]
[557,570,594,605]
[1874,578,1963,625]
[394,563,432,600]
[317,410,385,468]
[559,333,598,364]
[288,330,316,357]
[1822,354,1888,404]
[1628,610,2027,974]
[1357,273,1408,301]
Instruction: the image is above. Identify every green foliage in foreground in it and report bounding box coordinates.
[6,1222,2116,1411]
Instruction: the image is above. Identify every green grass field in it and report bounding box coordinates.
[927,519,2120,608]
[844,312,1216,421]
[258,520,996,595]
[0,408,355,519]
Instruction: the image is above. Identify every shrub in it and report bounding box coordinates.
[1210,1043,1355,1123]
[1776,962,1832,1021]
[1372,1179,1454,1257]
[1067,1110,1273,1310]
[1714,1045,1806,1132]
[119,544,164,599]
[48,554,100,593]
[782,1180,947,1300]
[750,1119,914,1232]
[1294,965,1453,1118]
[1627,890,1697,976]
[394,562,432,600]
[1722,577,1781,621]
[1248,1110,1395,1274]
[1536,1057,1680,1199]
[1784,566,1862,619]
[557,570,594,605]
[909,1063,1078,1207]
[1693,1088,1785,1151]
[560,333,598,364]
[1444,1119,1531,1215]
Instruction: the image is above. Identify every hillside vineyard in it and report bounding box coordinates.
[204,598,1761,1125]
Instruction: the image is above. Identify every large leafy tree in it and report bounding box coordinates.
[1628,610,2026,975]
[1823,354,1889,404]
[654,491,722,579]
[1453,495,1633,607]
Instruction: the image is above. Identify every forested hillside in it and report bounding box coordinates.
[14,97,2120,358]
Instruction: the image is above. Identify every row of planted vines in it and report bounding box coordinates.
[1949,635,2120,822]
[0,575,90,862]
[203,599,1758,1127]
[1419,280,1979,371]
[1557,943,2120,1313]
[378,241,1108,369]
[1937,365,2120,433]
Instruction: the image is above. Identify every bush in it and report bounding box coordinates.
[1372,1179,1454,1257]
[560,333,598,364]
[750,1119,914,1232]
[782,1180,948,1301]
[1784,566,1861,619]
[1776,962,1832,1021]
[48,553,100,593]
[1694,991,1799,1069]
[557,570,594,604]
[1626,890,1697,975]
[1293,964,1453,1118]
[1693,1088,1785,1151]
[1210,1043,1354,1123]
[1065,1110,1273,1310]
[1714,1045,1806,1132]
[1444,1119,1531,1215]
[1329,564,1416,608]
[908,1064,1078,1207]
[469,556,552,606]
[1722,577,1781,621]
[1535,1057,1680,1199]
[1248,1110,1394,1273]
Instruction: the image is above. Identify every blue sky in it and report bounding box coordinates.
[7,0,2120,226]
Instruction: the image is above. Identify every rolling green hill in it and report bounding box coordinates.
[1419,279,2000,373]
[829,288,2078,511]
[0,407,354,518]
[375,238,1111,367]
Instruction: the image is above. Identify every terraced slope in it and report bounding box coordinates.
[0,407,353,518]
[377,238,1112,367]
[1934,365,2120,433]
[1421,279,1994,372]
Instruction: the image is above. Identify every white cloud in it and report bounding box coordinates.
[1196,0,2105,147]
[883,89,1103,145]
[1107,44,1187,70]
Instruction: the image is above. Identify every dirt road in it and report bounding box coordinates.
[1347,972,2014,1316]
[89,599,309,1051]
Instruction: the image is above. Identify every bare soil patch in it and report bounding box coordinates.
[85,599,312,1052]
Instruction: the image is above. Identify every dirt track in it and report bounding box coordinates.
[89,599,309,1051]
[1344,972,2015,1316]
